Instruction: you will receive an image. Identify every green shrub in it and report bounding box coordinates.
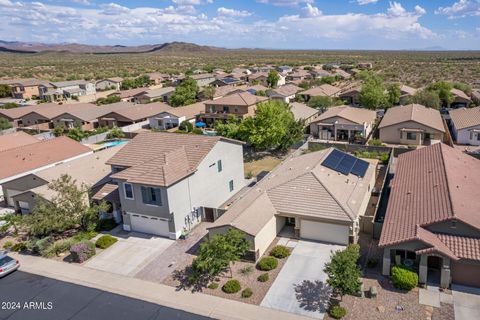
[368,139,385,147]
[3,241,13,249]
[270,245,290,259]
[329,305,347,319]
[70,240,96,263]
[42,238,77,257]
[366,258,378,268]
[391,265,418,290]
[239,265,254,276]
[207,282,219,290]
[257,273,269,282]
[95,234,118,249]
[241,288,253,298]
[191,128,203,135]
[73,230,98,241]
[222,279,241,294]
[257,256,278,271]
[11,242,26,252]
[29,237,54,255]
[96,218,117,232]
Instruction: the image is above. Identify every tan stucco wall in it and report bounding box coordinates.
[254,216,278,258]
[379,121,444,145]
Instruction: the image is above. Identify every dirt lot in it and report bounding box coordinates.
[244,155,283,178]
[163,239,289,305]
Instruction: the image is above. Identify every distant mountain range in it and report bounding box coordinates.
[0,40,227,54]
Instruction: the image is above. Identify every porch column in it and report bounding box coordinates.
[382,248,391,276]
[334,126,337,141]
[440,257,451,289]
[419,254,428,284]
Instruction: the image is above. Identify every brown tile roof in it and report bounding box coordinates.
[110,88,148,99]
[212,85,245,98]
[92,183,120,203]
[451,88,471,101]
[379,144,480,260]
[167,102,205,120]
[107,132,242,187]
[101,103,173,122]
[300,84,341,97]
[449,107,480,130]
[209,148,377,236]
[378,104,445,132]
[311,106,376,125]
[205,92,267,107]
[289,102,318,121]
[270,84,302,97]
[0,136,92,181]
[0,103,95,121]
[0,131,39,152]
[437,234,480,260]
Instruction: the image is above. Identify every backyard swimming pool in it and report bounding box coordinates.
[99,139,129,149]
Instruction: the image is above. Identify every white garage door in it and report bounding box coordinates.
[130,214,170,237]
[300,219,349,245]
[6,189,23,207]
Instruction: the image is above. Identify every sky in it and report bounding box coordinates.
[0,0,479,50]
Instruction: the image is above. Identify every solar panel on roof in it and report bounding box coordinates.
[351,159,369,178]
[321,149,344,171]
[336,154,357,175]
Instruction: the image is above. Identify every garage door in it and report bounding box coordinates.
[129,214,170,237]
[6,189,23,207]
[452,260,480,288]
[300,219,349,245]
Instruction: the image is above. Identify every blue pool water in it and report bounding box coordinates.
[101,140,129,148]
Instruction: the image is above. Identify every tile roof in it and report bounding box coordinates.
[400,85,418,96]
[101,102,173,122]
[451,88,471,101]
[92,183,120,203]
[378,104,445,132]
[436,234,480,260]
[209,148,376,236]
[270,84,302,97]
[289,102,319,121]
[107,132,242,187]
[300,84,341,97]
[449,107,480,130]
[379,143,480,260]
[0,136,92,181]
[205,92,268,107]
[165,102,205,120]
[311,106,376,125]
[143,87,175,98]
[110,88,148,99]
[0,131,40,152]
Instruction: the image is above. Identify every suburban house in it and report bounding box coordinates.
[310,106,376,141]
[148,73,170,85]
[248,72,268,87]
[207,85,246,100]
[0,78,50,99]
[148,102,205,130]
[211,77,244,87]
[333,69,351,79]
[299,84,341,102]
[190,73,216,87]
[98,102,172,128]
[339,86,361,106]
[0,131,40,152]
[450,88,472,108]
[95,77,123,91]
[310,68,333,79]
[276,66,292,74]
[379,143,480,288]
[135,87,175,104]
[40,80,96,101]
[108,88,148,102]
[289,102,319,126]
[379,104,445,145]
[399,85,418,105]
[0,136,92,204]
[286,70,312,82]
[105,132,245,239]
[267,84,302,103]
[6,145,122,214]
[208,148,376,259]
[449,107,480,146]
[198,92,268,126]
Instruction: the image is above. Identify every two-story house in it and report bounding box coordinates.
[106,132,245,239]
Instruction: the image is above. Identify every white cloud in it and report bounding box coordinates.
[256,0,313,7]
[217,7,253,18]
[435,0,480,18]
[387,1,407,16]
[71,0,91,5]
[301,4,322,17]
[172,0,202,5]
[100,3,130,15]
[414,5,426,15]
[357,0,378,5]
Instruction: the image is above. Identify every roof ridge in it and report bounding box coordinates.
[438,144,456,221]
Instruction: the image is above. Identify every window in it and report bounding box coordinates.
[217,160,223,172]
[141,186,162,206]
[223,106,229,113]
[124,183,134,199]
[229,180,234,192]
[406,132,417,140]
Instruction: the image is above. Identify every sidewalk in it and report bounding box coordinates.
[13,253,312,320]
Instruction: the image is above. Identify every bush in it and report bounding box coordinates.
[222,279,241,294]
[368,139,385,147]
[70,240,96,263]
[366,258,378,268]
[28,237,54,255]
[95,235,118,249]
[191,128,203,135]
[42,238,77,258]
[96,218,118,232]
[207,282,219,290]
[11,242,26,252]
[391,265,418,290]
[239,265,254,276]
[3,241,13,249]
[270,245,290,259]
[179,120,193,132]
[73,230,98,241]
[329,305,347,319]
[257,273,269,282]
[241,288,253,298]
[257,256,278,271]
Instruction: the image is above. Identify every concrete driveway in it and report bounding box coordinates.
[261,239,345,319]
[84,231,173,276]
[452,285,480,320]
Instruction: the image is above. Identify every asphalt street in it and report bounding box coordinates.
[0,271,212,320]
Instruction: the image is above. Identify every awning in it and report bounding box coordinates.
[196,122,206,127]
[400,128,424,132]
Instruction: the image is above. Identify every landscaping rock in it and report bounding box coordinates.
[376,305,385,313]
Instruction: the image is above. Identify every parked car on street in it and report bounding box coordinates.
[0,252,20,277]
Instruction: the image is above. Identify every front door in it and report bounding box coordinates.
[286,217,296,226]
[203,207,215,222]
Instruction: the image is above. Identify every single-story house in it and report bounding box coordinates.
[339,86,361,107]
[450,88,472,108]
[310,106,376,141]
[108,88,148,102]
[267,84,303,103]
[333,69,351,80]
[299,84,341,102]
[378,104,445,145]
[289,102,319,125]
[449,107,480,146]
[399,85,418,105]
[96,77,123,91]
[286,70,312,82]
[379,143,480,288]
[106,132,245,239]
[135,87,175,104]
[148,102,205,130]
[98,102,173,128]
[208,147,376,260]
[0,136,92,204]
[309,68,333,79]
